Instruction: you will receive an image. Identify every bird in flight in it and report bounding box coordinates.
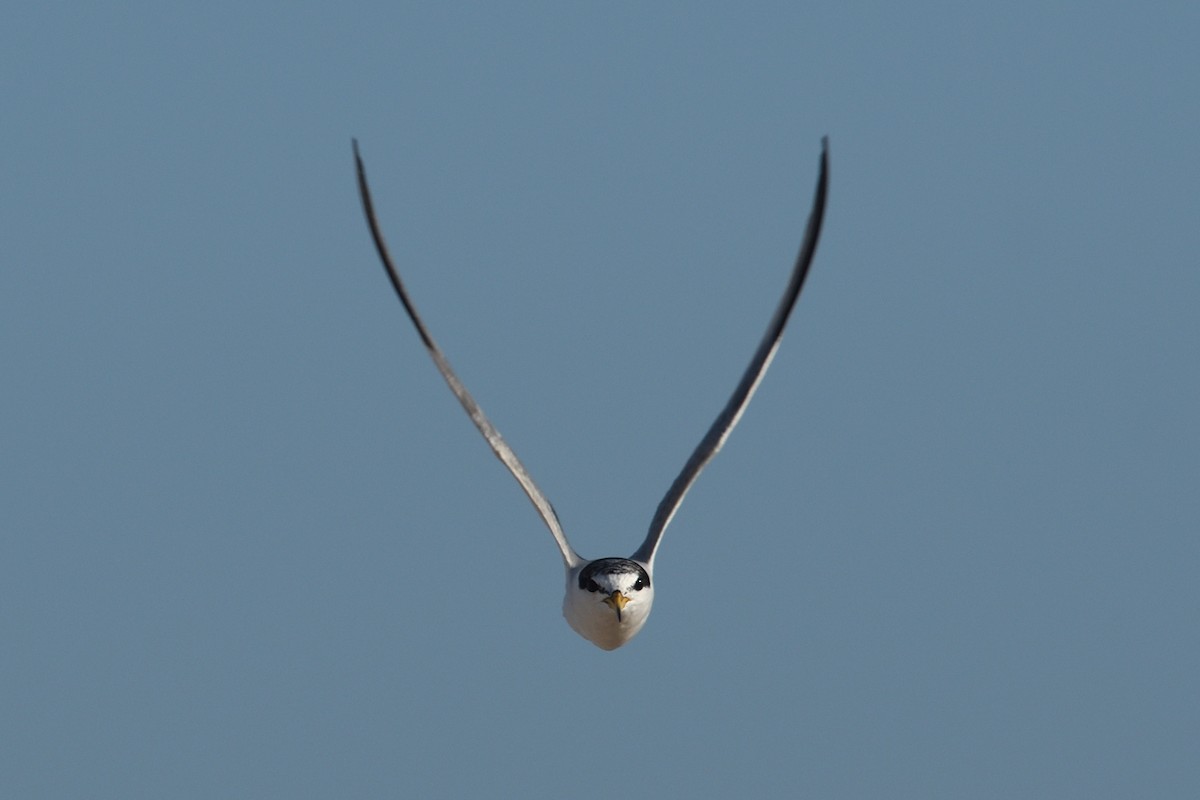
[353,138,829,650]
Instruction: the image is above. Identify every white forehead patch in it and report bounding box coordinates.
[594,571,640,592]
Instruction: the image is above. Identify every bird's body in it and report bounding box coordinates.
[353,138,829,650]
[564,558,655,651]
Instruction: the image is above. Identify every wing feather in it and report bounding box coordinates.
[631,139,830,566]
[353,141,582,569]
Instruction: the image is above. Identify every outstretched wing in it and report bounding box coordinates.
[353,141,583,570]
[631,138,830,568]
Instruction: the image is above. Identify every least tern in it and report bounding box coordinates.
[353,138,829,650]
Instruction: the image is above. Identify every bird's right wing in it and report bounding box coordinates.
[353,141,583,570]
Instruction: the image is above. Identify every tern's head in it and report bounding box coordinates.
[563,558,655,650]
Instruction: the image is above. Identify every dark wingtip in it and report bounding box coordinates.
[810,136,829,227]
[352,138,366,181]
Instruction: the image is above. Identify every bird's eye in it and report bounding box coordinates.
[586,579,601,593]
[634,578,645,591]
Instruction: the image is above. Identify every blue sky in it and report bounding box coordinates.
[3,3,1198,797]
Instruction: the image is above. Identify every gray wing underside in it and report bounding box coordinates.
[353,141,583,570]
[630,138,830,567]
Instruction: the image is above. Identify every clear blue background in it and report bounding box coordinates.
[4,3,1197,797]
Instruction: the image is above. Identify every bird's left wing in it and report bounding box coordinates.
[631,138,829,568]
